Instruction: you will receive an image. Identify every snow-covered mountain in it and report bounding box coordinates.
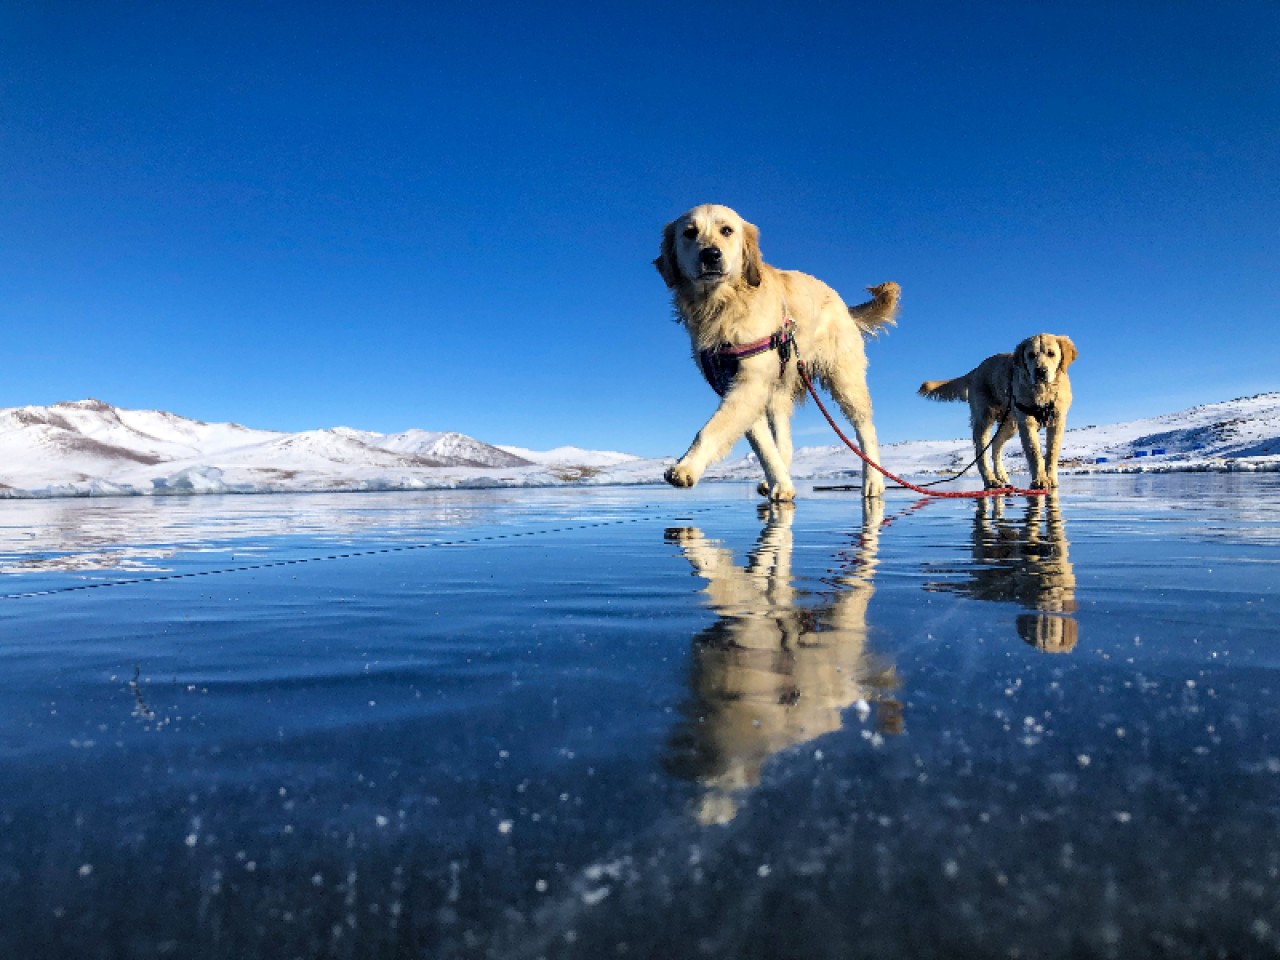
[0,399,540,498]
[0,394,1277,499]
[334,427,532,468]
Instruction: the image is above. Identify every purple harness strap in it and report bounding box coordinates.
[698,314,796,398]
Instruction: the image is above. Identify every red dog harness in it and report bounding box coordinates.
[697,312,796,398]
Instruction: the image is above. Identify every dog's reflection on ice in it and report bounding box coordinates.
[926,495,1079,652]
[663,500,900,825]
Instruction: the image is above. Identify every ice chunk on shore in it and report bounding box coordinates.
[152,465,229,494]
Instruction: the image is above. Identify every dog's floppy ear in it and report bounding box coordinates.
[1056,335,1078,371]
[653,221,681,288]
[741,220,763,287]
[1014,336,1034,376]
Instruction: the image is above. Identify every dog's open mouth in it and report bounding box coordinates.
[696,269,726,282]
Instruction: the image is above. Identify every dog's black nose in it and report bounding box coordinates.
[699,246,722,267]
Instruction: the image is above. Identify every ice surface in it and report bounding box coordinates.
[1,480,1278,958]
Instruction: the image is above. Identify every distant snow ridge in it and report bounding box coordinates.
[0,399,557,499]
[496,444,641,468]
[1083,392,1280,462]
[369,429,532,467]
[0,393,1277,499]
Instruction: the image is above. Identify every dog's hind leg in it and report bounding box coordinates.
[825,368,884,499]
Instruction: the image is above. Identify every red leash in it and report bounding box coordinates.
[797,361,1048,499]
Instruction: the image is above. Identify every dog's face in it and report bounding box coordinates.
[1016,334,1078,387]
[654,204,762,291]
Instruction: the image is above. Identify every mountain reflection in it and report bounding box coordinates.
[924,495,1079,652]
[663,500,900,825]
[0,492,512,575]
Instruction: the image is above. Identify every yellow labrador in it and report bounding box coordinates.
[918,333,1078,489]
[654,203,899,500]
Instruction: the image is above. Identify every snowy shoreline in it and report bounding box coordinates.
[1,456,1277,501]
[1,393,1277,500]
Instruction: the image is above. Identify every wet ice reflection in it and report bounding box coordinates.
[924,494,1079,652]
[0,488,641,577]
[663,500,900,824]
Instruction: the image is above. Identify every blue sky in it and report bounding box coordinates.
[3,2,1277,457]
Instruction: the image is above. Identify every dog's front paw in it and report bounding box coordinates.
[665,464,698,488]
[756,481,771,498]
[769,481,796,502]
[1030,477,1049,491]
[862,472,885,499]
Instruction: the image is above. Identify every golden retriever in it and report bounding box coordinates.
[918,333,1077,490]
[654,203,900,500]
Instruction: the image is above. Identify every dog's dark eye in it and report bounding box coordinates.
[682,225,697,239]
[720,226,733,237]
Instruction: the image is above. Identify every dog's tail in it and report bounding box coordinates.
[849,281,900,338]
[918,377,969,403]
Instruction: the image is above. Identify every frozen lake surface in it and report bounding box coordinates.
[2,477,1278,959]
